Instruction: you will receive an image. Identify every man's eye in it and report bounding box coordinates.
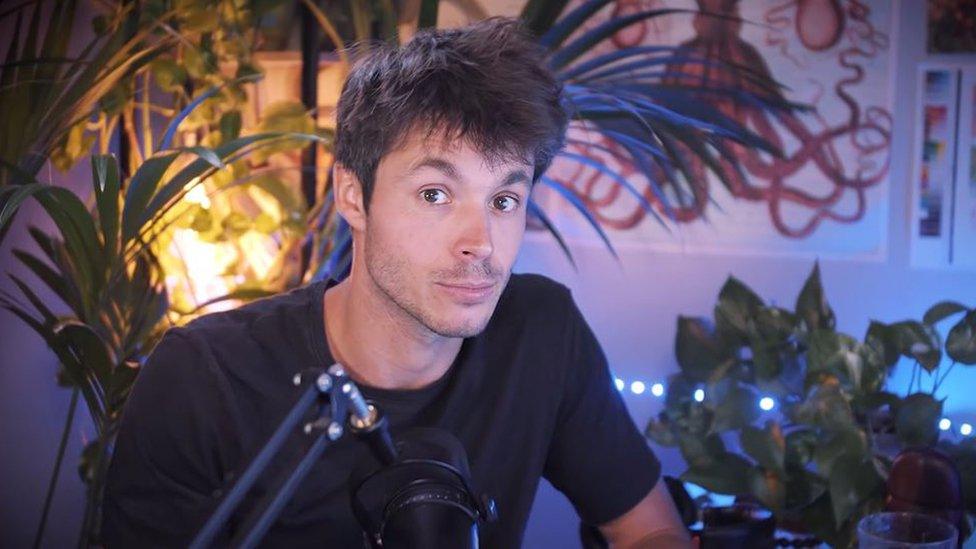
[421,189,449,204]
[492,195,520,213]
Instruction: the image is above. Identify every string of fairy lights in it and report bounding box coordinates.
[613,376,973,437]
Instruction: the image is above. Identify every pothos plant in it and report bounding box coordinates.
[645,263,976,547]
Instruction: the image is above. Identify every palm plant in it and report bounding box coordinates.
[0,0,181,245]
[0,118,324,544]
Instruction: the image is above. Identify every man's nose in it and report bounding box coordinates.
[453,206,493,261]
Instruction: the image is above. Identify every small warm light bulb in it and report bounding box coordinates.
[631,381,646,395]
[962,423,973,436]
[651,383,665,397]
[939,418,952,431]
[615,378,625,391]
[693,388,705,402]
[759,397,776,411]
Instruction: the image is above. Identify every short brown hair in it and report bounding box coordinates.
[333,17,568,210]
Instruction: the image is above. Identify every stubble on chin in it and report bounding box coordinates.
[363,232,506,339]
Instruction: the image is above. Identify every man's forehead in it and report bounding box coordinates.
[387,129,533,179]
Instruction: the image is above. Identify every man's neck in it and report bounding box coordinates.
[322,275,463,390]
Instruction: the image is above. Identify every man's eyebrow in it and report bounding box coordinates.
[407,156,531,187]
[500,169,532,188]
[407,157,461,180]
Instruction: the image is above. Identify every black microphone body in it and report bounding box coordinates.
[350,426,497,548]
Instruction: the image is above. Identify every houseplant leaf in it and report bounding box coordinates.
[795,262,835,332]
[924,301,968,326]
[896,392,942,447]
[946,310,976,365]
[675,316,733,382]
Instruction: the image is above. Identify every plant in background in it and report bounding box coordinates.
[0,119,323,544]
[645,263,976,547]
[0,0,178,245]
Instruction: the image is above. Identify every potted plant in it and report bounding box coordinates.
[646,263,976,547]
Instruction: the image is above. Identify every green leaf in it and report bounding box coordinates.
[828,453,883,527]
[750,466,786,511]
[805,329,861,390]
[12,248,80,316]
[785,428,818,468]
[677,432,725,468]
[149,56,187,92]
[854,391,901,413]
[814,428,867,478]
[946,310,976,365]
[795,262,835,331]
[644,413,678,447]
[896,392,942,447]
[889,321,942,372]
[251,101,315,162]
[790,381,855,431]
[740,421,785,474]
[219,110,242,142]
[54,320,116,388]
[675,316,733,381]
[710,379,760,432]
[105,360,139,412]
[783,468,828,512]
[121,151,180,244]
[924,301,969,325]
[7,274,58,326]
[133,133,322,247]
[865,320,900,369]
[92,154,120,258]
[682,452,755,496]
[714,276,764,342]
[755,306,797,341]
[26,185,104,301]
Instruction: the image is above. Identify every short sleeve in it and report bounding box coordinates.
[542,296,661,526]
[102,329,240,547]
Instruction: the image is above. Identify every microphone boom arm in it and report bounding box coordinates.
[189,364,394,549]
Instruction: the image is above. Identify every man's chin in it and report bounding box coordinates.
[426,315,491,339]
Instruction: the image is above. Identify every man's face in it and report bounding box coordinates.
[359,131,532,338]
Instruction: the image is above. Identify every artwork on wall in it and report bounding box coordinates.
[911,64,976,271]
[534,0,894,258]
[927,0,976,54]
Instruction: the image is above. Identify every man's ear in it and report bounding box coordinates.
[333,162,367,232]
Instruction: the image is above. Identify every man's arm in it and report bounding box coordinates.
[541,286,688,546]
[598,478,691,548]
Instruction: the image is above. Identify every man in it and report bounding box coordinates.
[103,17,689,548]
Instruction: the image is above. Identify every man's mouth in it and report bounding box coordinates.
[434,281,496,303]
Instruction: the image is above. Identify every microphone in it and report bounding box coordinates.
[329,364,498,548]
[349,427,497,549]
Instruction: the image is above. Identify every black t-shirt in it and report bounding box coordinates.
[103,273,660,548]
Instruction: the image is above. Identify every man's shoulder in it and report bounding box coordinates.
[184,281,322,333]
[504,272,572,305]
[496,273,577,326]
[147,281,325,370]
